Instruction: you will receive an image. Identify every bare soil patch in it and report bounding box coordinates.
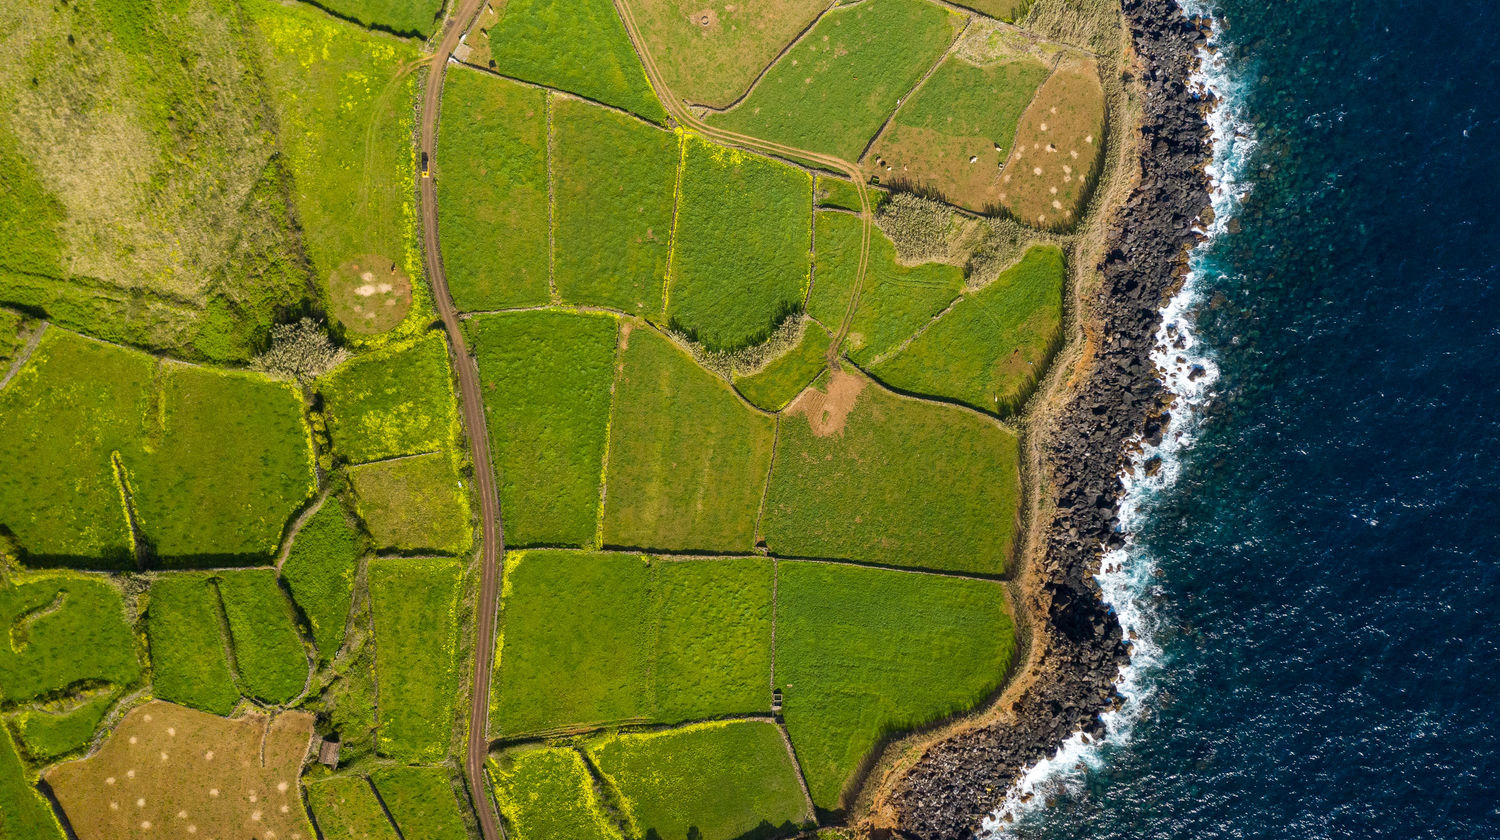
[785,368,865,436]
[328,255,413,335]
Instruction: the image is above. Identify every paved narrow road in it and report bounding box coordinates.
[416,2,502,839]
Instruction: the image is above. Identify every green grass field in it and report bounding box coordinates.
[734,321,833,411]
[776,561,1016,809]
[815,176,885,213]
[866,54,1051,212]
[245,0,424,326]
[349,452,472,556]
[128,362,315,564]
[146,574,240,716]
[216,569,309,705]
[0,728,65,840]
[0,310,27,367]
[10,692,116,762]
[313,0,444,37]
[479,0,667,122]
[493,551,772,735]
[763,370,1021,574]
[281,499,363,662]
[368,557,463,760]
[710,0,961,160]
[872,245,1065,415]
[552,98,679,316]
[491,747,623,840]
[307,776,400,840]
[437,68,551,310]
[667,136,812,350]
[467,311,618,547]
[320,332,459,464]
[370,766,471,840]
[0,574,139,704]
[601,328,776,552]
[589,721,810,840]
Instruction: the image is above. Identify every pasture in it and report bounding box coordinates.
[763,369,1022,574]
[349,452,472,556]
[467,311,618,547]
[491,746,623,840]
[710,0,962,161]
[734,320,833,411]
[668,136,812,350]
[477,0,667,122]
[11,691,117,762]
[0,728,64,840]
[370,765,472,840]
[320,331,459,465]
[552,98,680,316]
[216,570,310,705]
[815,176,885,213]
[776,561,1016,809]
[951,0,1032,22]
[1000,57,1107,228]
[438,68,551,310]
[146,574,240,716]
[312,0,444,37]
[307,776,399,840]
[601,328,776,552]
[327,256,414,336]
[872,245,1065,415]
[0,573,140,704]
[368,557,463,760]
[280,500,363,662]
[589,720,811,840]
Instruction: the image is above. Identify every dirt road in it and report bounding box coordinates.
[416,2,503,839]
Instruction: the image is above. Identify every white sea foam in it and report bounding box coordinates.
[981,7,1255,835]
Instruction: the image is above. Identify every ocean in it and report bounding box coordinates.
[988,0,1500,836]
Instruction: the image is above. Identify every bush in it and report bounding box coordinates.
[252,318,349,381]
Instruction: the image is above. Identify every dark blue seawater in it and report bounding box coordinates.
[1005,0,1500,837]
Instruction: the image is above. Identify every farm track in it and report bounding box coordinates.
[416,1,503,839]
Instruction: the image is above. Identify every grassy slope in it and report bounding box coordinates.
[307,776,400,840]
[734,321,833,411]
[320,331,459,465]
[764,372,1021,574]
[216,569,309,705]
[482,0,667,123]
[0,575,139,704]
[552,98,679,317]
[280,500,362,662]
[349,452,472,556]
[776,561,1016,809]
[146,574,239,716]
[602,328,776,552]
[667,136,812,350]
[368,557,463,760]
[491,747,623,840]
[589,721,808,840]
[872,245,1065,415]
[11,692,116,762]
[437,68,551,310]
[0,728,65,840]
[370,766,470,840]
[467,311,618,547]
[710,0,960,160]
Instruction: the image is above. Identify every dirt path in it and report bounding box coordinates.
[416,2,504,838]
[0,320,48,390]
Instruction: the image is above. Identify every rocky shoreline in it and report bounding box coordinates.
[885,0,1216,837]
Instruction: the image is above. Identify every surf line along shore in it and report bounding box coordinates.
[863,0,1218,836]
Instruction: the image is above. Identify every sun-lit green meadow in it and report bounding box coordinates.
[145,573,240,716]
[280,499,363,662]
[368,557,463,761]
[491,747,624,840]
[319,331,459,465]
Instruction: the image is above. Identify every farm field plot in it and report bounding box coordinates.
[491,747,623,840]
[865,53,1051,212]
[1000,56,1107,228]
[601,328,776,552]
[216,570,310,705]
[11,691,117,762]
[280,500,363,662]
[312,0,445,37]
[588,720,812,840]
[467,311,618,547]
[349,452,472,556]
[815,175,885,213]
[47,702,317,840]
[0,727,65,840]
[872,245,1065,415]
[474,0,667,123]
[320,331,459,465]
[368,557,463,760]
[0,0,314,362]
[734,320,834,411]
[437,68,551,310]
[492,551,772,735]
[244,0,424,334]
[628,0,830,108]
[370,765,471,840]
[146,574,240,716]
[776,561,1016,810]
[763,369,1021,574]
[668,136,812,351]
[307,776,400,840]
[552,98,679,316]
[0,574,139,704]
[709,0,962,161]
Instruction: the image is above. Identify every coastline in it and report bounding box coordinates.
[867,0,1217,836]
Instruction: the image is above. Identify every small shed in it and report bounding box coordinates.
[771,689,784,714]
[317,738,341,768]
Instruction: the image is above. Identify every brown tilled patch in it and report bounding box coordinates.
[328,255,413,335]
[786,368,865,436]
[47,700,316,840]
[998,57,1106,230]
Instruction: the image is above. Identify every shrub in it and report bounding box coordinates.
[252,319,349,381]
